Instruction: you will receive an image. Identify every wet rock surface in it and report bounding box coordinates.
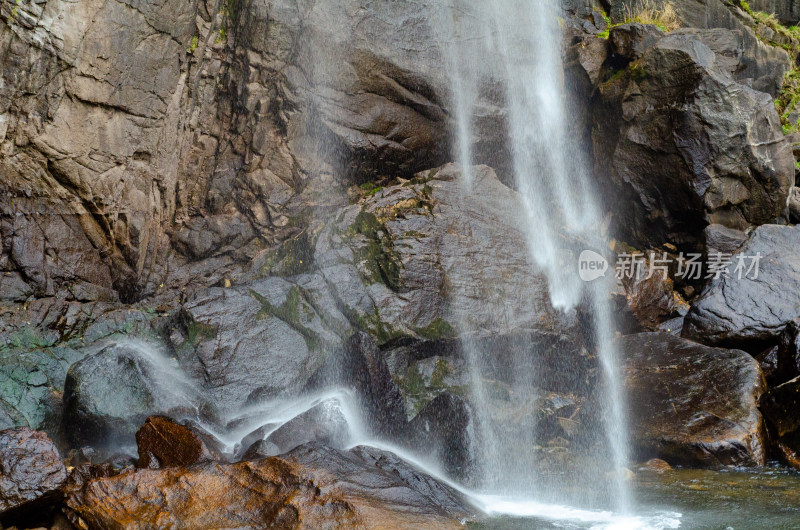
[684,225,800,349]
[64,443,477,529]
[405,393,475,481]
[0,428,67,517]
[169,164,589,414]
[305,332,407,438]
[617,253,690,332]
[3,0,800,526]
[621,332,766,467]
[593,28,793,246]
[265,400,351,453]
[135,416,223,469]
[62,342,213,449]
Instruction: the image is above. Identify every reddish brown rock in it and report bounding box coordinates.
[618,252,689,333]
[135,416,223,468]
[66,444,476,529]
[0,428,67,517]
[639,458,672,473]
[620,333,766,467]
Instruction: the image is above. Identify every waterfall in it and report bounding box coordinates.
[432,0,632,512]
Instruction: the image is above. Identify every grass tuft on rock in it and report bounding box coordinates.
[623,0,680,32]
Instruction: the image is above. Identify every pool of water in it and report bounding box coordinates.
[468,465,800,529]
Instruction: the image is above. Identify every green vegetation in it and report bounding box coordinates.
[9,0,20,23]
[185,318,217,345]
[188,35,199,53]
[779,67,800,134]
[415,318,456,341]
[359,182,384,196]
[739,3,800,133]
[258,231,315,278]
[345,210,402,290]
[623,0,680,32]
[214,0,235,44]
[394,358,467,416]
[729,2,800,133]
[597,11,611,39]
[597,1,679,39]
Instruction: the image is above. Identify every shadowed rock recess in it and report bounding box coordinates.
[4,0,800,527]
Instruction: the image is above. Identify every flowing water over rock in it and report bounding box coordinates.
[429,0,632,513]
[9,0,800,527]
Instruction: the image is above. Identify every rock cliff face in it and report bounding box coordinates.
[4,0,800,526]
[0,0,463,307]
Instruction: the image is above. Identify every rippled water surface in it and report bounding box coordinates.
[469,465,800,529]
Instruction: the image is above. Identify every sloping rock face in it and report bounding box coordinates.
[737,0,800,26]
[684,224,800,349]
[591,28,794,246]
[0,301,163,438]
[65,443,477,529]
[305,332,407,439]
[606,0,791,96]
[171,164,588,414]
[0,427,67,517]
[62,342,214,449]
[620,332,766,467]
[0,0,464,306]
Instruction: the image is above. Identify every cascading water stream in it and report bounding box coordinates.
[431,0,633,514]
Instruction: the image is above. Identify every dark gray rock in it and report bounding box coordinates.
[0,346,84,435]
[0,273,32,302]
[684,225,800,348]
[761,375,800,438]
[288,442,478,520]
[776,318,800,383]
[607,0,791,96]
[62,341,213,449]
[305,332,407,438]
[240,440,281,461]
[756,345,781,385]
[789,188,800,224]
[594,32,793,246]
[621,332,765,467]
[748,0,800,25]
[173,277,347,413]
[175,164,587,415]
[350,444,475,516]
[0,427,67,517]
[266,400,351,453]
[314,164,587,347]
[404,393,474,481]
[610,23,665,60]
[617,252,690,332]
[705,223,748,255]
